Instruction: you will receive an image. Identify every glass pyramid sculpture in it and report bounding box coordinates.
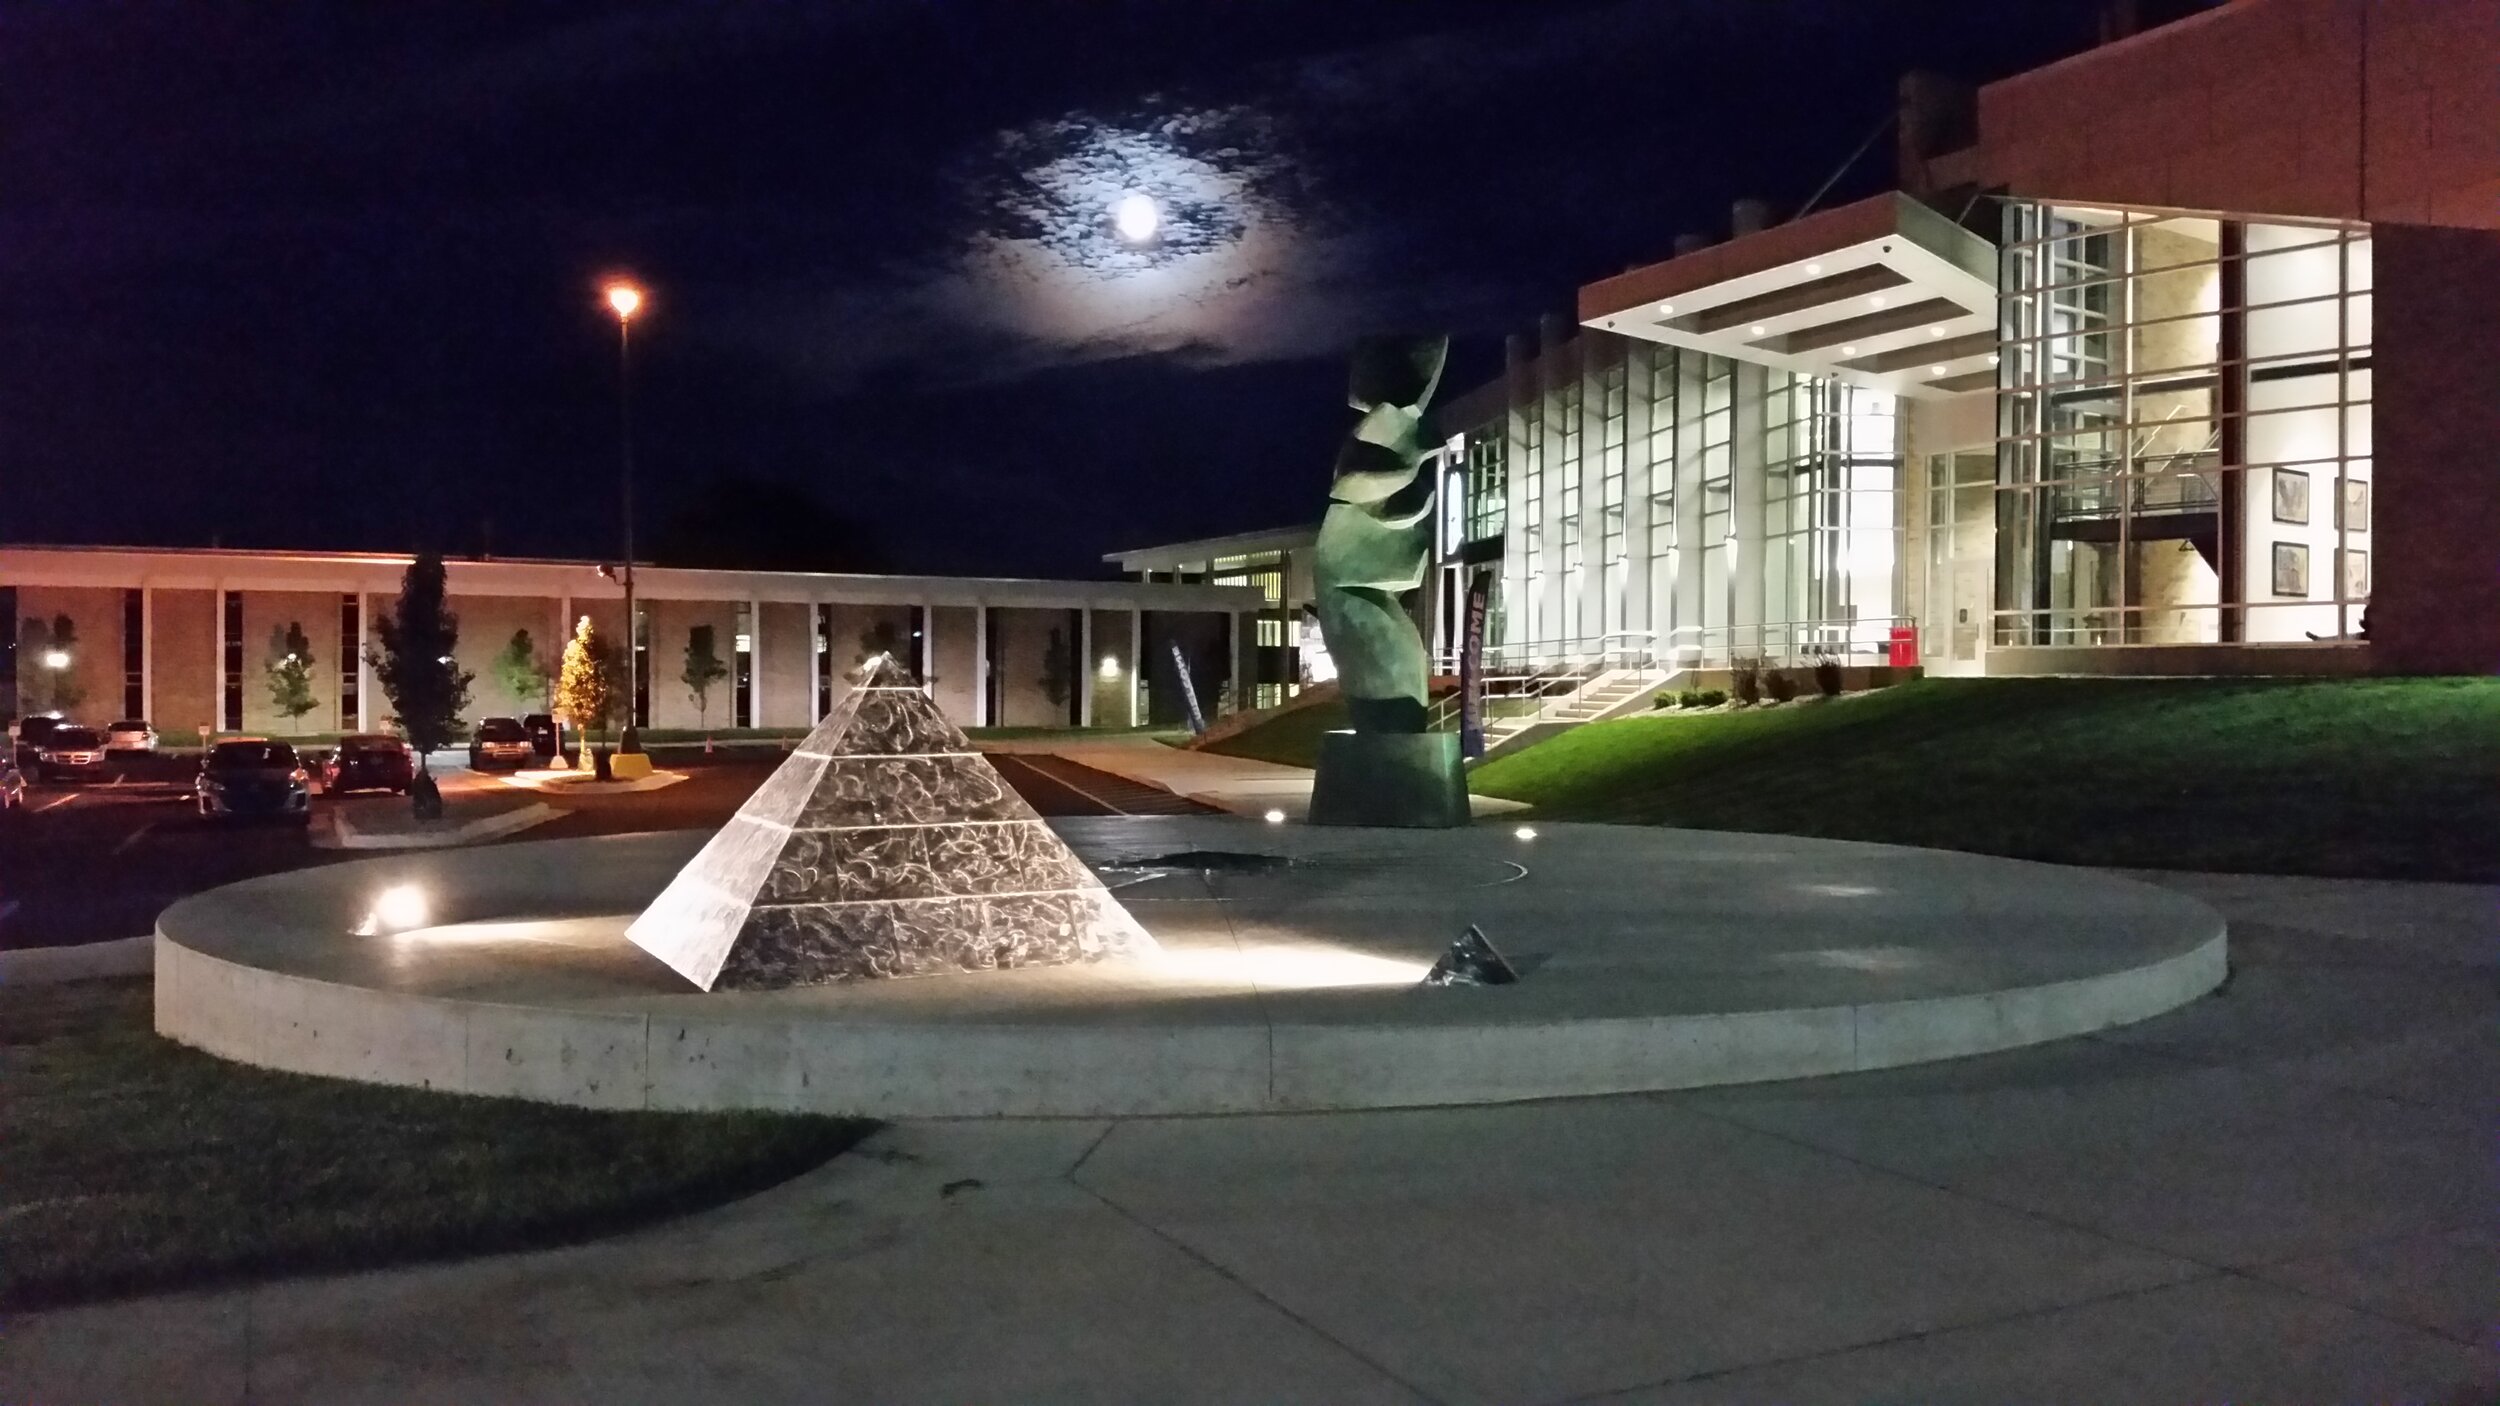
[626,656,1157,990]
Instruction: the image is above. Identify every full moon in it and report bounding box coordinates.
[1112,192,1160,244]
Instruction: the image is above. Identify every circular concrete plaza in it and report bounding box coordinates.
[154,818,2226,1117]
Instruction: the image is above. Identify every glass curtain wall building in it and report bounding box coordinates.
[1995,203,2373,647]
[1441,333,1902,669]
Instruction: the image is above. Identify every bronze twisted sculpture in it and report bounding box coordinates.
[1307,334,1469,826]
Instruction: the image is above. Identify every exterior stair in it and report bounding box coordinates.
[1475,667,1672,761]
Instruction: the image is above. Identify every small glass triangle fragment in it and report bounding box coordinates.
[1421,924,1519,987]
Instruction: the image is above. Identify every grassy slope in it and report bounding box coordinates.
[1,979,873,1310]
[1196,698,1351,768]
[1467,677,2500,881]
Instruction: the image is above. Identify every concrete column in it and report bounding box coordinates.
[746,596,762,728]
[1128,609,1143,726]
[139,585,154,723]
[1077,608,1096,727]
[972,604,990,726]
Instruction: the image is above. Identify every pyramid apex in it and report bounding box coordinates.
[857,652,919,689]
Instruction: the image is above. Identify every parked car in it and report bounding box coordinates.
[523,713,559,761]
[12,713,64,767]
[468,716,534,769]
[0,757,24,812]
[197,738,312,823]
[322,734,414,795]
[104,719,159,753]
[34,726,109,783]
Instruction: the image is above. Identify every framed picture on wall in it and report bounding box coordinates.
[2341,547,2370,598]
[2271,468,2310,525]
[2272,541,2309,597]
[2339,479,2370,531]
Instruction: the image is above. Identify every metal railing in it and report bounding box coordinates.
[1652,617,1913,671]
[1426,631,1672,738]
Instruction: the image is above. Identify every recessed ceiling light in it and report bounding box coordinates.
[1869,295,1887,308]
[1929,364,1949,376]
[1749,323,1768,335]
[1804,262,1823,275]
[1841,344,1859,356]
[1658,302,1675,315]
[1988,353,2001,365]
[1927,325,1945,338]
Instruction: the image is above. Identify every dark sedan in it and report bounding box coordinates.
[197,739,313,824]
[322,734,415,795]
[468,716,534,770]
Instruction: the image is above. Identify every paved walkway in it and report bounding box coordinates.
[994,734,1528,821]
[6,870,2493,1403]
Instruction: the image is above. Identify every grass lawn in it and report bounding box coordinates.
[1196,698,1349,767]
[1469,676,2500,881]
[0,978,872,1311]
[965,724,1186,743]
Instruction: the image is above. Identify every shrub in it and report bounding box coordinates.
[1814,657,1844,697]
[1764,670,1799,703]
[1677,689,1706,709]
[1651,689,1675,709]
[1695,688,1727,707]
[1729,656,1766,706]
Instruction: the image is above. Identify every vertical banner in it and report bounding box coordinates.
[1169,641,1208,735]
[1458,567,1492,759]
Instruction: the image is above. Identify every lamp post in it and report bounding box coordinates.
[603,279,645,754]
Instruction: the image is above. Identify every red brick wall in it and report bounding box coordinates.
[2370,223,2500,674]
[1980,0,2500,230]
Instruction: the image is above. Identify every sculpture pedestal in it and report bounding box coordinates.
[1307,731,1469,828]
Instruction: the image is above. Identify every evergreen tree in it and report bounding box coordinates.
[681,624,728,728]
[370,553,473,770]
[493,629,548,713]
[265,622,319,732]
[1039,625,1075,711]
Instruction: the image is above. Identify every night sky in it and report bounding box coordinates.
[8,2,2139,580]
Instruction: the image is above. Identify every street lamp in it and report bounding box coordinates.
[40,649,69,671]
[602,278,645,754]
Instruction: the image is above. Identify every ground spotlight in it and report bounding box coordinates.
[356,883,430,935]
[1514,825,1538,841]
[1264,808,1286,824]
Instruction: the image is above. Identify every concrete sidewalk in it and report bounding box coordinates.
[6,868,2493,1403]
[1014,735,1528,821]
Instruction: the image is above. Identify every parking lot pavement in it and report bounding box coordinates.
[0,750,1201,952]
[0,765,327,952]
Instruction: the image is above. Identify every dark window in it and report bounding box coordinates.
[632,606,649,729]
[733,604,753,728]
[475,718,526,741]
[48,727,103,749]
[814,604,833,719]
[123,588,145,720]
[222,591,244,732]
[339,594,359,727]
[0,585,16,719]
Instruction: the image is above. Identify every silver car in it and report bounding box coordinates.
[105,719,159,753]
